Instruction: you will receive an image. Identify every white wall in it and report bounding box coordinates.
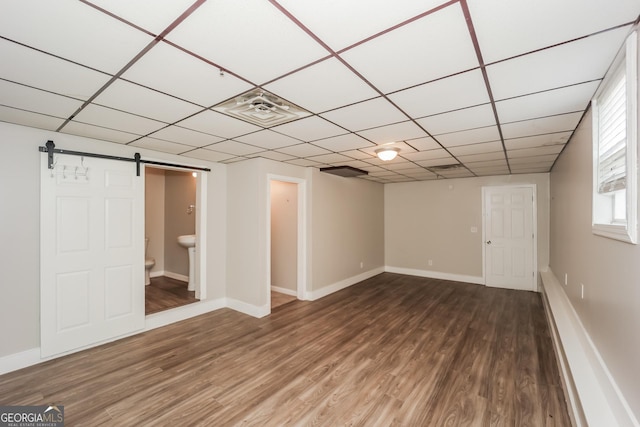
[0,121,226,357]
[270,180,298,292]
[385,174,550,283]
[549,108,640,421]
[310,168,385,291]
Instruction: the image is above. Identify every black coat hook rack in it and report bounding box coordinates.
[39,140,211,176]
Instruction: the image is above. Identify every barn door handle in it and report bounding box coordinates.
[486,240,492,245]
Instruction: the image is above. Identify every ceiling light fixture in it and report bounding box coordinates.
[376,147,400,161]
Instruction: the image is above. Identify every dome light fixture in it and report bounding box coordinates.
[376,147,400,161]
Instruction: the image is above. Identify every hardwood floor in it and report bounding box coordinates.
[145,276,199,315]
[0,273,570,426]
[271,290,297,309]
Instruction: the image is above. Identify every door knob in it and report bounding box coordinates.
[486,240,492,245]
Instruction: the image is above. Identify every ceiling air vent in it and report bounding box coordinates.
[429,163,463,171]
[320,166,369,178]
[212,89,311,127]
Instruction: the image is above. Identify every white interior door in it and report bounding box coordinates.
[40,154,144,357]
[483,186,535,291]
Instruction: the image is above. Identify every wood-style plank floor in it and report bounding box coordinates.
[0,273,570,426]
[145,276,199,315]
[271,290,297,309]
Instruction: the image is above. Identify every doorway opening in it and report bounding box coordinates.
[144,166,206,314]
[267,175,307,310]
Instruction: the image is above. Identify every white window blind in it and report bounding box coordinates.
[597,62,627,194]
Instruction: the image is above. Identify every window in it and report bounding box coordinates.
[592,30,637,243]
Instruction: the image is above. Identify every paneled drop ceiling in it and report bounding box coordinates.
[1,0,639,182]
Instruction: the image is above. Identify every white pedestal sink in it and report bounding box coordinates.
[177,234,196,291]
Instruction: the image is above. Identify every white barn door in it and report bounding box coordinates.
[483,186,535,291]
[40,154,144,357]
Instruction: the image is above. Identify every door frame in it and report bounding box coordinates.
[481,184,538,291]
[266,174,308,308]
[143,163,207,301]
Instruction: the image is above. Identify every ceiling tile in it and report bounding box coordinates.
[206,140,264,156]
[495,81,600,123]
[405,137,442,151]
[356,121,427,144]
[343,3,478,93]
[179,110,262,139]
[248,151,296,162]
[276,143,331,158]
[501,112,583,139]
[468,0,640,63]
[0,0,153,73]
[0,39,110,100]
[122,42,254,107]
[416,104,496,135]
[383,162,422,171]
[457,151,507,163]
[93,79,202,123]
[277,0,448,51]
[0,80,82,119]
[234,130,302,150]
[341,149,377,161]
[181,148,235,162]
[504,132,572,150]
[0,106,65,131]
[272,116,346,142]
[313,134,375,152]
[286,158,324,167]
[87,0,196,34]
[507,145,564,158]
[129,137,193,155]
[321,97,406,131]
[61,121,138,144]
[467,159,510,169]
[389,70,490,118]
[166,0,328,85]
[415,156,458,168]
[508,154,558,165]
[148,125,224,148]
[331,159,372,169]
[70,104,165,135]
[436,126,501,148]
[401,149,451,162]
[448,141,504,156]
[264,58,378,113]
[488,26,630,100]
[307,153,353,164]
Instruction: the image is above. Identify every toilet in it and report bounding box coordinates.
[144,237,156,286]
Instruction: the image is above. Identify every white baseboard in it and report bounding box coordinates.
[307,267,385,301]
[226,298,270,318]
[144,298,225,331]
[540,269,639,427]
[150,270,164,278]
[270,285,297,296]
[385,266,484,285]
[163,271,189,282]
[0,348,42,376]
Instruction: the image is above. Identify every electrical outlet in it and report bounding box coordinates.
[581,283,584,299]
[360,261,363,269]
[428,259,433,266]
[564,273,568,286]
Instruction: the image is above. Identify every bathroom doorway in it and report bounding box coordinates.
[268,175,307,310]
[144,166,203,314]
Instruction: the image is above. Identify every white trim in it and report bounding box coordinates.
[266,174,309,313]
[307,267,385,300]
[540,269,639,427]
[385,266,484,285]
[150,270,165,278]
[271,286,297,296]
[0,348,42,376]
[225,298,270,318]
[144,298,225,331]
[163,271,189,283]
